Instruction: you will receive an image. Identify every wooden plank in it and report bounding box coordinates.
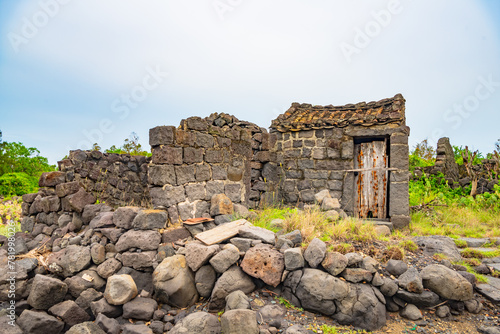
[345,168,397,172]
[195,219,252,245]
[183,217,214,225]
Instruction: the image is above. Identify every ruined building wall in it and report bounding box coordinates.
[148,113,277,223]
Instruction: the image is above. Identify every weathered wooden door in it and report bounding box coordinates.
[354,140,388,219]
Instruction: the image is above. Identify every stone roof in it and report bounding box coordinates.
[270,94,406,132]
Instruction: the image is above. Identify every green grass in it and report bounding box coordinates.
[249,206,298,233]
[452,260,489,283]
[399,239,418,252]
[275,296,303,312]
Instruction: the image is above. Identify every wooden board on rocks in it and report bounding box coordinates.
[195,219,252,245]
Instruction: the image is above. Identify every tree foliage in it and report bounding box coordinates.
[104,132,151,157]
[409,139,436,170]
[0,130,55,197]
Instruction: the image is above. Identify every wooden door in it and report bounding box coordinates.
[354,140,388,219]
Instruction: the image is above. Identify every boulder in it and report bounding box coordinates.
[386,259,408,276]
[113,206,140,229]
[122,324,154,334]
[321,252,347,276]
[195,265,217,298]
[95,314,121,334]
[89,212,114,229]
[104,274,138,305]
[303,238,326,268]
[380,278,398,297]
[296,269,349,316]
[395,290,440,308]
[210,194,233,216]
[209,244,240,273]
[321,197,341,211]
[97,258,123,279]
[153,255,199,308]
[55,181,81,197]
[121,251,157,270]
[75,288,103,310]
[169,312,222,334]
[115,230,161,252]
[48,300,90,327]
[209,265,255,310]
[47,245,92,277]
[27,274,68,310]
[398,267,423,294]
[132,210,168,230]
[257,304,286,329]
[17,310,64,334]
[39,171,66,187]
[340,268,373,283]
[241,244,284,287]
[123,297,158,321]
[420,264,473,301]
[221,309,259,334]
[238,225,276,244]
[400,304,422,320]
[413,236,462,261]
[334,284,386,331]
[225,290,251,311]
[91,243,106,265]
[67,189,96,213]
[185,243,218,272]
[90,298,122,318]
[282,230,303,246]
[314,189,331,204]
[67,322,106,334]
[284,248,305,271]
[82,204,113,224]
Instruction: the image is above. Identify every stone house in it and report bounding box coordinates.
[270,94,411,228]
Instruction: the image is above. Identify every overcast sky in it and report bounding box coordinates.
[1,0,499,164]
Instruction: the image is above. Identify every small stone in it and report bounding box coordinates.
[104,274,138,305]
[386,259,408,276]
[400,304,423,320]
[225,290,251,311]
[303,238,326,268]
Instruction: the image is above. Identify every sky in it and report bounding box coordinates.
[0,0,499,164]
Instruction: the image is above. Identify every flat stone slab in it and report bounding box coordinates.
[459,238,490,248]
[476,284,500,303]
[486,276,500,290]
[463,247,497,253]
[488,263,500,272]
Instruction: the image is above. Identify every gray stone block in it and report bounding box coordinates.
[328,180,343,191]
[186,184,206,201]
[149,126,175,146]
[391,215,410,229]
[390,144,409,170]
[205,149,223,163]
[312,148,326,159]
[149,165,176,186]
[389,182,409,216]
[175,165,196,185]
[197,133,215,148]
[286,170,303,179]
[225,183,242,203]
[390,171,410,183]
[150,186,186,208]
[183,147,203,164]
[297,159,314,169]
[206,181,225,199]
[341,173,354,214]
[212,165,228,180]
[152,146,183,165]
[195,164,211,182]
[300,189,315,203]
[390,133,408,145]
[298,130,314,138]
[177,202,195,221]
[304,169,329,179]
[341,141,354,159]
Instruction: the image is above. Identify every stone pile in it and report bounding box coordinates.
[2,190,496,333]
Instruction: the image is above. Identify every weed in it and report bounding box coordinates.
[461,248,485,259]
[319,324,339,334]
[399,239,418,252]
[250,206,297,233]
[464,258,481,267]
[453,261,489,283]
[383,245,404,261]
[454,239,468,248]
[275,296,303,312]
[330,243,355,255]
[432,253,448,261]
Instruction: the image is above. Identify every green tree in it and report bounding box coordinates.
[104,132,151,157]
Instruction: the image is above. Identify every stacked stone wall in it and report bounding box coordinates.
[148,113,277,224]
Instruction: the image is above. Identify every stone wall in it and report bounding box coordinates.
[273,124,411,227]
[58,150,150,207]
[148,113,277,223]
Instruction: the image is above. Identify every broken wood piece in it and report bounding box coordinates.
[195,219,252,245]
[183,217,214,225]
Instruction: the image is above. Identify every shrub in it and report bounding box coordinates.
[0,172,38,197]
